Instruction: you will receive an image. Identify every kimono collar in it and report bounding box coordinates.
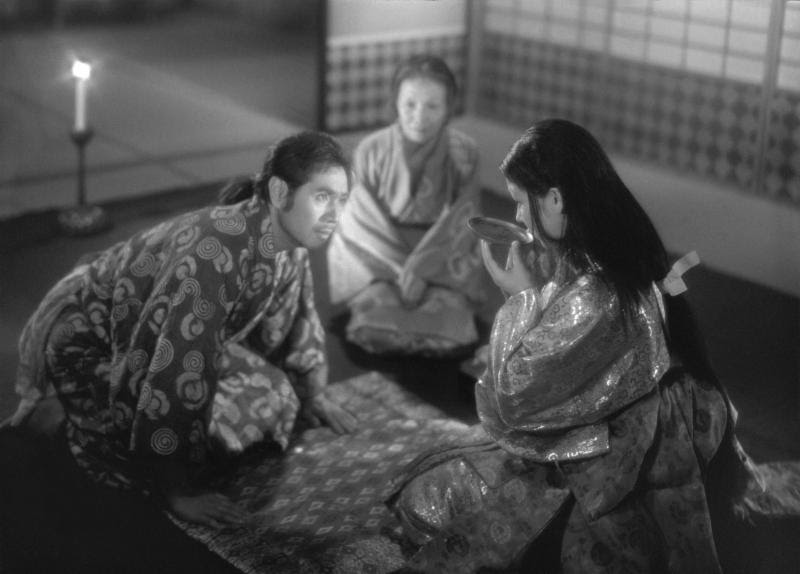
[393,123,450,183]
[239,195,278,260]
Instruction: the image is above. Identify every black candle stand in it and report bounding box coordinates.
[57,127,111,236]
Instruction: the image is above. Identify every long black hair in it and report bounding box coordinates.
[500,119,669,318]
[502,120,755,517]
[218,131,351,206]
[501,119,722,383]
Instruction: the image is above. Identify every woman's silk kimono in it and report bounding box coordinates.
[388,263,754,573]
[10,197,328,490]
[327,123,486,355]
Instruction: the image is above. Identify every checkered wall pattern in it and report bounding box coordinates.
[324,34,467,133]
[765,90,800,203]
[477,32,799,208]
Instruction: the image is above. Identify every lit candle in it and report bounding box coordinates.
[71,59,91,132]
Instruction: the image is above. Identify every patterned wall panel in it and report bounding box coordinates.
[477,32,788,203]
[598,59,763,191]
[476,0,800,209]
[324,33,467,133]
[764,90,800,203]
[479,33,607,136]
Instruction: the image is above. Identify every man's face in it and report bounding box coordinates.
[276,166,350,249]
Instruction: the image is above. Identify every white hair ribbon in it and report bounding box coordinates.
[660,251,700,296]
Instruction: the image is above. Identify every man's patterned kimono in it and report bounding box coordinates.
[12,196,328,491]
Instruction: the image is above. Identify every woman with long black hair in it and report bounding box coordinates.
[387,119,758,573]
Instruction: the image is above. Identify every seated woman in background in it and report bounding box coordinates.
[327,54,487,358]
[0,131,357,573]
[387,119,760,573]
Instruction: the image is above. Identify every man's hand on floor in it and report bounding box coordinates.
[304,393,358,434]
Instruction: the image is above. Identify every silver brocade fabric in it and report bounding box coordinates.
[394,456,491,545]
[476,266,670,463]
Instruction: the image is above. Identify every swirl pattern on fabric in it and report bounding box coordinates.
[12,198,332,491]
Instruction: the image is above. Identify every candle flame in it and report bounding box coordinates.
[72,60,92,80]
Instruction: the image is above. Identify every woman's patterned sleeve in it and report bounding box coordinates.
[129,226,240,463]
[486,279,651,431]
